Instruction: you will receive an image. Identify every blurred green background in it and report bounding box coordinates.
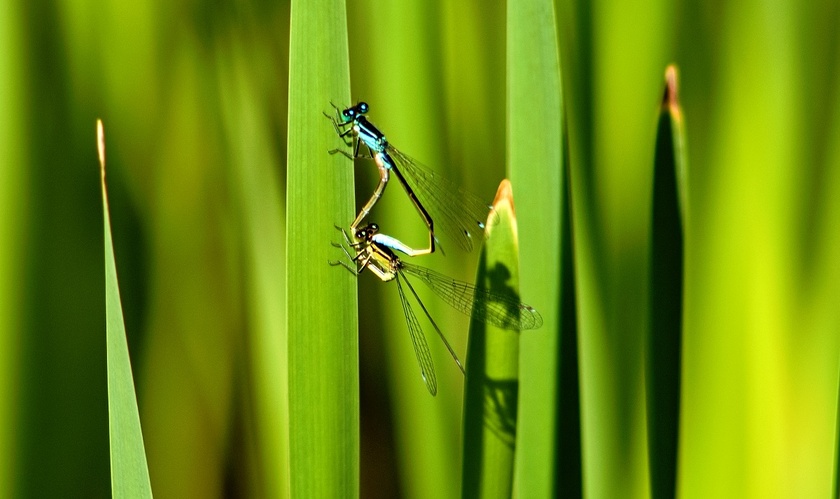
[1,0,839,497]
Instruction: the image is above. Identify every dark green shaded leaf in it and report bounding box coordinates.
[461,181,521,499]
[646,65,686,499]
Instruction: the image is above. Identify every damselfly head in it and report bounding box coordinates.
[355,222,379,241]
[342,102,370,122]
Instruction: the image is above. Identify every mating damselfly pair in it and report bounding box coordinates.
[325,102,542,395]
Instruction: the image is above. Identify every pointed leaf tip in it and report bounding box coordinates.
[663,65,682,120]
[97,119,106,178]
[492,178,515,214]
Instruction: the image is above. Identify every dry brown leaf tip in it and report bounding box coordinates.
[492,178,515,216]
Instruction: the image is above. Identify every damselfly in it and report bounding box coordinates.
[325,102,497,255]
[330,223,542,395]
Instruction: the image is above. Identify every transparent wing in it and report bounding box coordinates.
[388,146,497,252]
[396,274,438,395]
[400,271,466,374]
[400,262,543,330]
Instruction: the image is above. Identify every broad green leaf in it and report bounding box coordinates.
[286,0,358,497]
[507,0,579,496]
[0,3,25,493]
[100,120,153,499]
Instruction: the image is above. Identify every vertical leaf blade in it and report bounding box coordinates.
[0,1,25,493]
[507,0,576,497]
[100,121,153,499]
[461,181,521,499]
[286,1,357,497]
[646,65,686,499]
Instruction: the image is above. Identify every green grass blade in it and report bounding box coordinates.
[0,3,25,493]
[646,65,686,499]
[461,181,521,498]
[99,121,153,499]
[507,0,574,496]
[286,0,357,497]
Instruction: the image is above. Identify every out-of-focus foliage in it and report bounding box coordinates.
[1,0,838,496]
